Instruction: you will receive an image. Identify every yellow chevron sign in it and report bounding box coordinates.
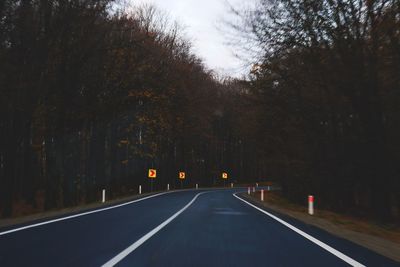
[148,169,157,178]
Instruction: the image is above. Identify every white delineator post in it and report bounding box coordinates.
[231,183,233,188]
[139,185,142,195]
[196,183,198,189]
[167,184,170,191]
[102,189,106,203]
[308,195,314,215]
[252,187,255,193]
[261,189,264,201]
[248,187,250,195]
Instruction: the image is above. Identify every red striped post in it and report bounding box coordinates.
[308,195,314,215]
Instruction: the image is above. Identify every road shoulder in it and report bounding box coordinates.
[239,192,400,263]
[0,191,165,230]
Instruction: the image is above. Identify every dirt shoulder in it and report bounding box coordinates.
[240,191,400,263]
[0,192,160,230]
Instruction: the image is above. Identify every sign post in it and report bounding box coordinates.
[222,172,228,187]
[148,169,156,192]
[179,172,185,189]
[308,195,314,215]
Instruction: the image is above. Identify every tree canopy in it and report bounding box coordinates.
[1,0,399,223]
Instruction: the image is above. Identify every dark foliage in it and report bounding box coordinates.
[1,0,399,224]
[0,1,242,217]
[231,0,400,222]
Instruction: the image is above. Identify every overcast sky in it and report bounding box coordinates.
[133,0,248,78]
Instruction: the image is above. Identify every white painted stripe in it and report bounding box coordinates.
[233,193,365,267]
[0,191,173,237]
[102,191,209,267]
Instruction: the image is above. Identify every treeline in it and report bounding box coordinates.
[1,0,399,223]
[230,0,400,221]
[0,0,253,218]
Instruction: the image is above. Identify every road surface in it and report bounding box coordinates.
[0,189,398,266]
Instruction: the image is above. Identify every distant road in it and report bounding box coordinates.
[0,189,398,266]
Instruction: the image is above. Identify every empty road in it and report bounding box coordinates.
[0,189,398,266]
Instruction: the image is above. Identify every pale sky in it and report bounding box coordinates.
[133,0,248,78]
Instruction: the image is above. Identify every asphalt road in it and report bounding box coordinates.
[0,189,398,267]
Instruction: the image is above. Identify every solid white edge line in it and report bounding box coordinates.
[0,191,174,237]
[101,191,210,267]
[233,193,365,267]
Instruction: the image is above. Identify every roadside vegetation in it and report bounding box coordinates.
[0,1,257,218]
[229,0,400,222]
[1,0,399,225]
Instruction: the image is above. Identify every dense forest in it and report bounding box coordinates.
[0,0,255,218]
[231,0,400,222]
[0,0,399,223]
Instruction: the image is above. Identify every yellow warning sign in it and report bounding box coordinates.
[179,172,185,179]
[148,169,157,178]
[222,172,228,179]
